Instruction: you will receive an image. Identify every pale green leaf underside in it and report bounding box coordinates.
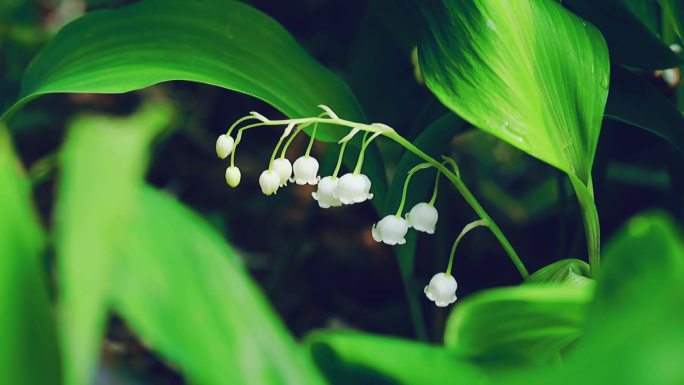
[9,0,362,143]
[419,0,610,184]
[445,284,593,365]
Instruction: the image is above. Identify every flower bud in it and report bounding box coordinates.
[225,166,241,187]
[259,170,280,195]
[424,272,457,307]
[406,202,439,234]
[312,176,342,208]
[337,173,373,204]
[291,156,320,185]
[371,215,409,245]
[272,158,293,187]
[215,134,234,159]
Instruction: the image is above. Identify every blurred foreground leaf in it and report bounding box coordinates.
[112,186,326,385]
[0,126,60,385]
[492,212,684,384]
[55,104,173,385]
[307,331,484,385]
[444,285,593,365]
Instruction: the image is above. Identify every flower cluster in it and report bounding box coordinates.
[216,105,486,307]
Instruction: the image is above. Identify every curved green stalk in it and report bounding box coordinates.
[446,219,488,275]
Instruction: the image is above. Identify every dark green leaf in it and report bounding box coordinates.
[605,66,684,154]
[307,331,484,385]
[0,126,61,385]
[444,285,593,365]
[563,0,681,69]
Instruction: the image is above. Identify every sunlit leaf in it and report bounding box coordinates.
[307,331,484,385]
[444,285,593,365]
[418,0,609,186]
[0,126,60,385]
[55,104,173,385]
[112,186,326,385]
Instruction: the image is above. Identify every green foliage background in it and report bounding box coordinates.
[2,0,684,384]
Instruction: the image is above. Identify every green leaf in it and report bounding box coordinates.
[444,284,594,365]
[112,186,326,385]
[0,126,61,385]
[605,66,684,155]
[418,0,609,186]
[490,212,684,384]
[563,0,681,69]
[55,104,173,385]
[658,0,684,42]
[3,0,387,202]
[8,0,359,143]
[383,113,468,340]
[307,331,484,385]
[525,259,592,287]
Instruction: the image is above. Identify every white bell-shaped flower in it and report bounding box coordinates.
[291,156,320,185]
[424,272,457,307]
[272,158,293,187]
[215,134,234,159]
[312,176,342,208]
[337,173,374,204]
[371,215,409,245]
[406,202,439,234]
[225,166,241,187]
[259,170,280,195]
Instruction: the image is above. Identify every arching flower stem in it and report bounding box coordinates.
[395,163,433,217]
[225,114,529,278]
[446,219,489,276]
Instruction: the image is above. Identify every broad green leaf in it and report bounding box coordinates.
[525,259,591,287]
[0,126,61,385]
[418,0,609,186]
[623,0,660,33]
[444,285,594,365]
[383,113,467,340]
[1,0,387,201]
[306,331,484,385]
[7,0,358,143]
[563,0,681,69]
[112,186,325,385]
[605,66,684,154]
[490,212,684,384]
[55,104,173,385]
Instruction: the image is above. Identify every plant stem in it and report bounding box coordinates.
[446,219,488,275]
[227,114,530,278]
[569,176,601,276]
[385,131,529,278]
[396,163,432,216]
